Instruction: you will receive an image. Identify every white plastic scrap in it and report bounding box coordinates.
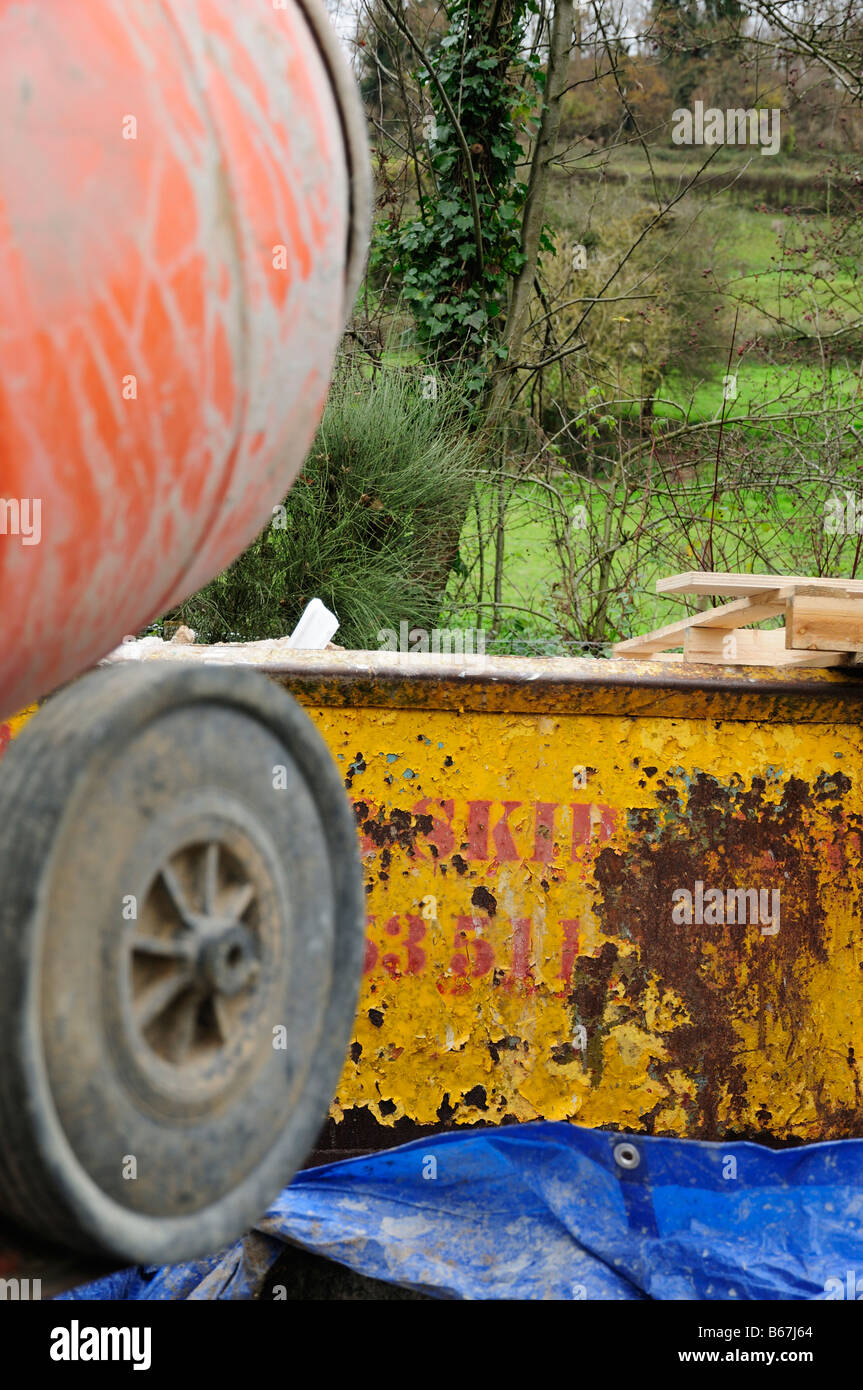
[102,600,339,664]
[285,598,339,650]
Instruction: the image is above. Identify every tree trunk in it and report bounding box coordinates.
[487,0,574,421]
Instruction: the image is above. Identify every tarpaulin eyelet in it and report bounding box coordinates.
[613,1142,641,1170]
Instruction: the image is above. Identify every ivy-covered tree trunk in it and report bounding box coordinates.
[488,0,574,418]
[486,0,574,635]
[376,0,541,392]
[370,0,576,634]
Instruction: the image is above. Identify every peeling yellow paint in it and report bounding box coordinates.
[5,663,863,1145]
[3,705,38,739]
[310,700,863,1143]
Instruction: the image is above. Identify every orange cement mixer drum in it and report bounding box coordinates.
[0,0,367,717]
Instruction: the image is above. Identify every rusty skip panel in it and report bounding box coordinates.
[4,653,863,1148]
[267,653,863,1151]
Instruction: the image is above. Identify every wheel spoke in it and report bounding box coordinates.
[135,835,263,1069]
[135,968,194,1031]
[132,935,190,961]
[159,861,195,928]
[202,841,220,915]
[211,994,233,1045]
[163,990,200,1064]
[223,881,255,922]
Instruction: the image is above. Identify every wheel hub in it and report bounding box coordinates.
[128,838,263,1072]
[197,923,258,996]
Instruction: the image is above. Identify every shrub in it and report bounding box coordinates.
[161,365,479,649]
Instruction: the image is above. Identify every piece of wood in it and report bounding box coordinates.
[688,649,848,668]
[685,626,848,667]
[612,590,789,657]
[791,585,859,598]
[657,571,863,599]
[685,626,785,661]
[787,593,863,653]
[615,570,863,667]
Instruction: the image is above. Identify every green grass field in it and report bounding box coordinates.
[446,469,862,654]
[654,360,863,423]
[362,148,862,653]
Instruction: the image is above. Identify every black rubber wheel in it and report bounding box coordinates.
[0,664,364,1265]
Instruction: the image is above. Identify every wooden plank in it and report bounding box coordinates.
[657,571,863,599]
[612,590,788,657]
[685,627,785,661]
[787,593,863,653]
[792,585,860,597]
[684,649,849,668]
[685,626,848,667]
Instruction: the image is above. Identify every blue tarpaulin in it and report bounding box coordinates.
[58,1122,863,1300]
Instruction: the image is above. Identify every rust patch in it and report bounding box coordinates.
[471,885,497,916]
[592,768,858,1137]
[357,803,432,857]
[570,943,619,1085]
[344,752,367,789]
